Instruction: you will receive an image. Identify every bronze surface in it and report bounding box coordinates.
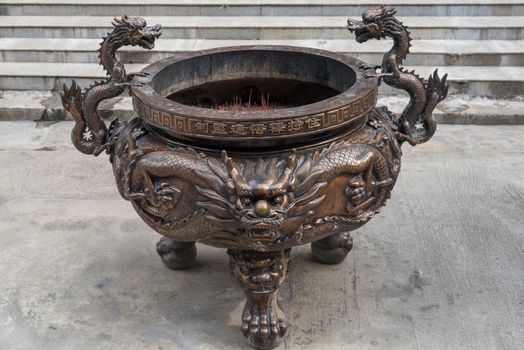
[61,8,448,349]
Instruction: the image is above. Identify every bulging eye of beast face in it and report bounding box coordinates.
[270,193,290,209]
[235,193,288,215]
[272,194,284,205]
[236,195,252,209]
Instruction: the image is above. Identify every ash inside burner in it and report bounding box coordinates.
[167,78,340,111]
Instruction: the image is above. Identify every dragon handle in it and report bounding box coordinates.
[347,6,449,146]
[60,15,162,155]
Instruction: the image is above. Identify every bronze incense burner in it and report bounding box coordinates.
[61,7,448,349]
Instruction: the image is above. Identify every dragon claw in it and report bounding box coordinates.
[346,178,367,206]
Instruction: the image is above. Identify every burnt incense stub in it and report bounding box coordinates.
[61,7,448,350]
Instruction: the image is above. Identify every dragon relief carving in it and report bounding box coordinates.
[110,121,217,241]
[347,6,449,145]
[315,128,396,220]
[60,15,161,155]
[194,150,328,243]
[288,110,401,238]
[108,110,400,248]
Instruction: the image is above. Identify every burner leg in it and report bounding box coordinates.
[156,237,196,270]
[228,249,289,349]
[311,231,353,264]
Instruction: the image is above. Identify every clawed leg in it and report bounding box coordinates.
[228,249,289,349]
[311,231,353,264]
[156,237,196,270]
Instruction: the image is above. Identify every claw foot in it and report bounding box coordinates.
[229,249,289,349]
[156,237,196,270]
[311,231,353,264]
[241,296,287,349]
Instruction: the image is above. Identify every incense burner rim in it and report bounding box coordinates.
[130,45,378,147]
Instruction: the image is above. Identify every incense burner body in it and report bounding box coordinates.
[61,10,448,349]
[124,46,399,252]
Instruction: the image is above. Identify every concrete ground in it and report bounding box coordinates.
[0,122,523,350]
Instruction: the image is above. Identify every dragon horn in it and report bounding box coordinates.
[385,7,397,17]
[265,158,278,181]
[222,150,249,193]
[287,149,298,170]
[111,14,130,27]
[272,149,298,189]
[111,17,121,27]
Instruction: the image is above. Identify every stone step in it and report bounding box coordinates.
[2,0,523,16]
[1,16,522,40]
[2,90,523,125]
[1,38,522,66]
[0,62,522,96]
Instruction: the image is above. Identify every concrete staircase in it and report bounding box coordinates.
[0,0,523,122]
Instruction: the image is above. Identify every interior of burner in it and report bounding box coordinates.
[151,49,357,112]
[168,78,340,110]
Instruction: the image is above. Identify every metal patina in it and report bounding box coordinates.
[61,7,448,349]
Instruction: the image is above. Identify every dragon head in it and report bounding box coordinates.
[347,6,398,43]
[111,15,162,50]
[221,151,298,241]
[195,151,327,243]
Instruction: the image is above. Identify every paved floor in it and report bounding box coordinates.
[0,122,523,350]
